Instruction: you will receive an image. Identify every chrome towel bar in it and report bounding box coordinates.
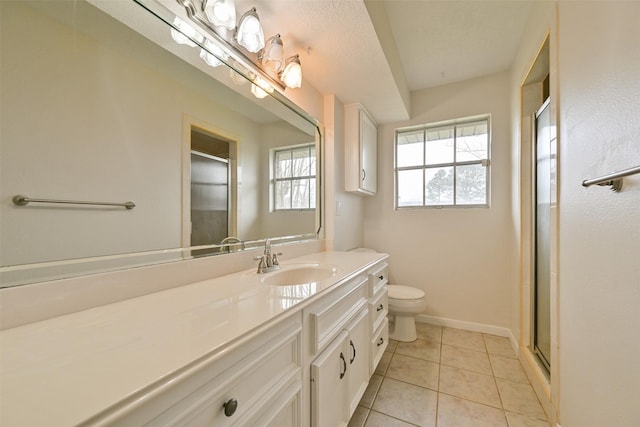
[582,165,640,192]
[12,195,135,209]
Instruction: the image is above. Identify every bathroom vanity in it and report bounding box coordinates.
[0,251,388,426]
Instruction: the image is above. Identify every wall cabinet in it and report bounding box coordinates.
[345,103,378,195]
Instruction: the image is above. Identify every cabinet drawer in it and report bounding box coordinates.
[308,276,368,353]
[370,317,389,375]
[369,287,388,334]
[368,262,388,297]
[143,320,301,427]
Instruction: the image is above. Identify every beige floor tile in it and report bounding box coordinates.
[490,354,529,383]
[439,365,502,408]
[372,378,437,427]
[496,379,547,420]
[437,393,508,427]
[375,350,393,375]
[387,339,399,353]
[364,410,416,427]
[348,406,370,427]
[483,334,517,358]
[441,344,492,375]
[360,374,384,408]
[386,353,439,390]
[442,328,486,352]
[415,322,443,342]
[395,338,441,363]
[505,411,551,427]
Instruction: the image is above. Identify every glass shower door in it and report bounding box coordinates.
[534,99,551,372]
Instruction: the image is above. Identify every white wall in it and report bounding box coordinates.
[323,95,366,251]
[556,2,640,425]
[363,72,515,328]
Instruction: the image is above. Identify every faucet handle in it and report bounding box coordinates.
[254,255,268,273]
[272,252,283,266]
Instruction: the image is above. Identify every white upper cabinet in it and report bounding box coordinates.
[345,103,378,195]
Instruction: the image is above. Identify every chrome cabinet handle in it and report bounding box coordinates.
[339,352,347,379]
[377,337,385,347]
[377,304,384,312]
[350,340,356,364]
[378,275,384,280]
[362,169,366,181]
[223,398,238,417]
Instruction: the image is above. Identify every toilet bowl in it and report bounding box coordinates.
[347,248,426,342]
[388,285,426,342]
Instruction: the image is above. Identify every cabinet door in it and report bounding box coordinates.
[346,308,370,417]
[310,331,350,427]
[360,110,377,194]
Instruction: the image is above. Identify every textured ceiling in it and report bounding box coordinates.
[237,0,533,124]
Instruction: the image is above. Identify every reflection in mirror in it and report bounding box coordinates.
[0,0,321,287]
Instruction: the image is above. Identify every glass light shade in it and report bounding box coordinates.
[203,0,236,31]
[170,17,204,47]
[251,77,273,99]
[236,8,265,53]
[260,34,285,73]
[281,55,302,88]
[200,40,228,67]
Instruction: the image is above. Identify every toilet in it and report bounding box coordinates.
[387,285,426,342]
[349,248,426,342]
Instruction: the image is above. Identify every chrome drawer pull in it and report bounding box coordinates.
[377,337,385,347]
[223,398,238,417]
[350,340,356,364]
[378,275,384,280]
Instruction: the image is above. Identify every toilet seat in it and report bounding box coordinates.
[388,285,425,301]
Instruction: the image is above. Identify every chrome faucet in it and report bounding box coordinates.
[254,239,282,273]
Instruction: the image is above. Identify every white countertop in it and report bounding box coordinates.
[0,251,387,426]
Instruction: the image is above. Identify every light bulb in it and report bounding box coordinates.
[236,8,265,53]
[203,0,236,31]
[200,40,227,67]
[170,17,203,47]
[281,55,302,88]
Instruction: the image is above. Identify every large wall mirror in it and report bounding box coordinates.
[0,0,322,287]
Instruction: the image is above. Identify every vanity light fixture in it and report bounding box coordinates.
[202,0,236,31]
[258,34,285,74]
[280,54,302,89]
[200,39,228,67]
[170,17,204,47]
[235,7,264,53]
[170,1,303,92]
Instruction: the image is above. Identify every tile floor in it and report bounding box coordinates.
[348,323,550,427]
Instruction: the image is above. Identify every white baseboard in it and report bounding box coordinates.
[416,314,519,356]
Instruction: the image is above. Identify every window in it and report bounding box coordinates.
[395,116,490,208]
[273,144,316,210]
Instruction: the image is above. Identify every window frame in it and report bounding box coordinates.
[394,115,491,209]
[272,143,316,211]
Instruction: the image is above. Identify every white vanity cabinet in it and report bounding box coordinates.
[306,274,370,427]
[119,313,302,427]
[368,262,389,374]
[345,103,378,195]
[305,259,389,427]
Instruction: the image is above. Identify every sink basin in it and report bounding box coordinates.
[264,265,336,286]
